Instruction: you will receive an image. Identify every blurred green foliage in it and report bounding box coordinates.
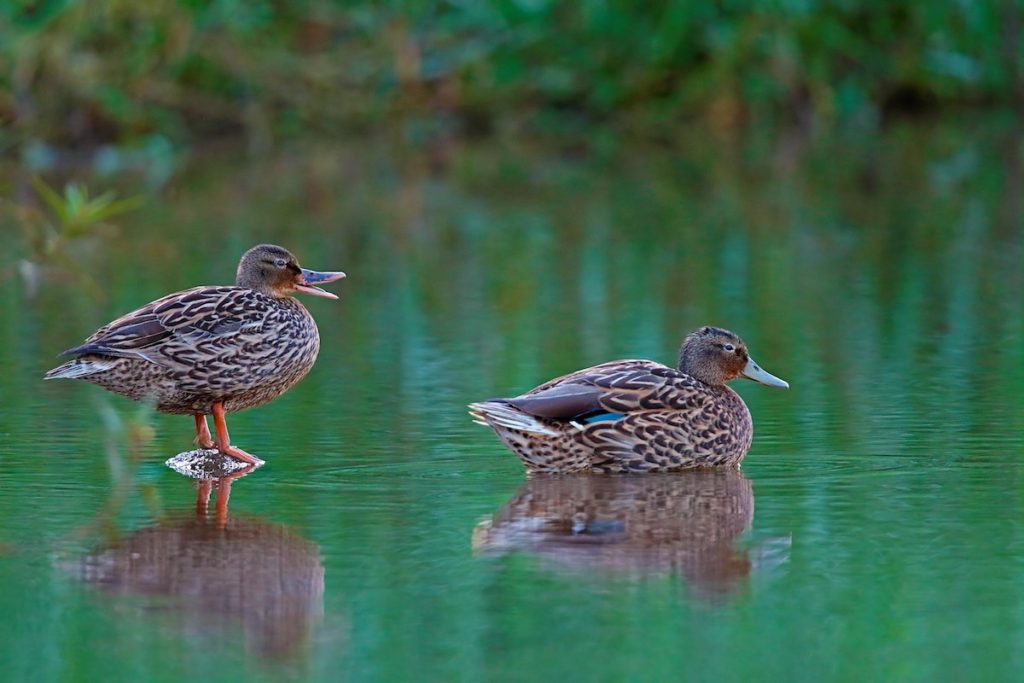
[5,176,142,296]
[0,1,1020,146]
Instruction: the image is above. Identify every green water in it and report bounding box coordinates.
[2,116,1023,682]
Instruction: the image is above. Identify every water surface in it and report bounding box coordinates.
[2,116,1023,682]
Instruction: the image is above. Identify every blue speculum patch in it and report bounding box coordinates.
[580,412,625,424]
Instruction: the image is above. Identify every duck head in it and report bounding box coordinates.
[236,244,346,299]
[677,326,788,389]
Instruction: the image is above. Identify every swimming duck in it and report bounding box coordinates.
[45,244,345,464]
[469,326,788,473]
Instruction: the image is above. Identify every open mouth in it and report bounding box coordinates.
[295,269,346,299]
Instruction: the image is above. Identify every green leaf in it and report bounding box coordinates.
[30,175,68,224]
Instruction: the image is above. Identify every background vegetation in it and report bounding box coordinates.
[1,0,1020,151]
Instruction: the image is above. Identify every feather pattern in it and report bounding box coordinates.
[44,243,345,466]
[471,360,751,473]
[45,285,322,415]
[470,327,787,473]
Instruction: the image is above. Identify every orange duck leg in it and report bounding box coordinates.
[212,402,262,465]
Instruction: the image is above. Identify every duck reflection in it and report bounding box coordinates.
[474,469,776,598]
[71,450,324,660]
[165,447,262,526]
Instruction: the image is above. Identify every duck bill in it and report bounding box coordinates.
[295,269,346,299]
[741,357,789,389]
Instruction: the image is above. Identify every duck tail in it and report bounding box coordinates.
[468,401,559,437]
[44,358,115,380]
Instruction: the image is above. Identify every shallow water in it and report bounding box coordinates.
[2,116,1023,681]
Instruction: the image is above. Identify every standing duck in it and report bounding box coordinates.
[45,244,345,464]
[469,326,788,473]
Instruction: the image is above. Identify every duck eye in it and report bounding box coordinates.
[274,258,287,268]
[723,343,736,352]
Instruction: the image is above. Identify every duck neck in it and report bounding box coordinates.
[677,345,727,386]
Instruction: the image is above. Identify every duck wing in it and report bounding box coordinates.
[62,286,262,365]
[583,409,724,472]
[507,360,708,420]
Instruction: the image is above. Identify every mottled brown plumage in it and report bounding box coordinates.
[469,326,788,473]
[45,244,345,463]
